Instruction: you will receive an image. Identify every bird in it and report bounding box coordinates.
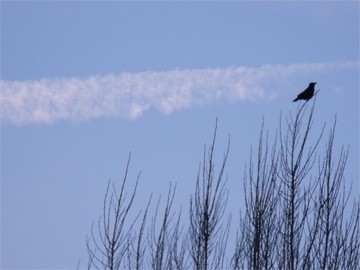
[293,82,317,102]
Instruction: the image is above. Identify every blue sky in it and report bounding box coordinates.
[1,1,359,269]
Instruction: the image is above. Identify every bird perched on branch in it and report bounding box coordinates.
[293,82,317,102]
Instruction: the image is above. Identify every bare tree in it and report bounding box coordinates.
[189,119,231,270]
[342,200,360,269]
[126,194,152,270]
[233,100,359,270]
[304,117,359,269]
[87,153,140,270]
[149,183,177,270]
[276,101,324,270]
[85,101,359,270]
[170,209,189,270]
[233,120,280,270]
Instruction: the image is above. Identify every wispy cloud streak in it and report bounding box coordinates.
[1,61,358,125]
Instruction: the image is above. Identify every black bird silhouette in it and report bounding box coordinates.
[293,82,317,102]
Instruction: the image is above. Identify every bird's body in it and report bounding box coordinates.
[293,82,317,102]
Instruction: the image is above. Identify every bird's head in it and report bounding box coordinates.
[310,82,317,86]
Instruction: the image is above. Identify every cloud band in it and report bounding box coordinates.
[1,61,358,125]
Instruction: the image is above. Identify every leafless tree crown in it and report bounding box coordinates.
[86,101,359,270]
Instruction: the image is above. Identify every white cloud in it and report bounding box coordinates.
[1,61,358,125]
